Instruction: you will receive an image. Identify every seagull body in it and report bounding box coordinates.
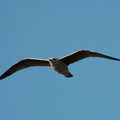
[49,58,73,77]
[0,50,120,80]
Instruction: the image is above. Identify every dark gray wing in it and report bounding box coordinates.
[0,58,50,80]
[60,50,120,65]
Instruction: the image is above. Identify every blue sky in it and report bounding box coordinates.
[0,0,120,120]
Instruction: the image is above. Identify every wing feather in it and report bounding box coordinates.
[60,50,120,65]
[0,58,50,80]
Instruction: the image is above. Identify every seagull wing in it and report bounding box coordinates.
[60,50,120,65]
[0,58,50,80]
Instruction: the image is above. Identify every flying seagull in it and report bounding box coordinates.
[0,50,120,80]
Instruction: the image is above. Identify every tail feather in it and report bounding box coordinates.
[64,73,73,77]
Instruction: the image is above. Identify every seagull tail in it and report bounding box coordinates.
[64,73,73,78]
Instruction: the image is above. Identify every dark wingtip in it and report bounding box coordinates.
[0,77,4,80]
[115,58,120,61]
[0,73,9,80]
[109,58,120,61]
[0,76,5,80]
[115,59,120,61]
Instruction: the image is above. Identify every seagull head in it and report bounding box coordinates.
[49,58,58,63]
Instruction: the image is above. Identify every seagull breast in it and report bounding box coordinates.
[49,58,73,77]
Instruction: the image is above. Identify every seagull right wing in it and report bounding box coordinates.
[60,50,120,65]
[0,58,50,80]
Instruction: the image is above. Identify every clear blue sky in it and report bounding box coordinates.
[0,0,120,120]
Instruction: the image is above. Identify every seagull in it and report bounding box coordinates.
[0,50,120,80]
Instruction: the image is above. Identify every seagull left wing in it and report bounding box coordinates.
[0,58,50,80]
[60,50,120,65]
